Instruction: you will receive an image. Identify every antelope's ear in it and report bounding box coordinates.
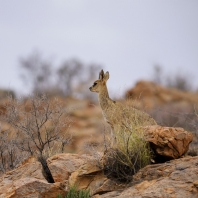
[104,71,109,82]
[99,70,105,80]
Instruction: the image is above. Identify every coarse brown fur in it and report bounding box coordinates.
[89,70,157,131]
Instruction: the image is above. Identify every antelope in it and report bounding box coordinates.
[89,70,156,133]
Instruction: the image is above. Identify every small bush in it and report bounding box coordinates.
[152,65,194,91]
[103,124,152,183]
[1,94,72,181]
[57,185,90,198]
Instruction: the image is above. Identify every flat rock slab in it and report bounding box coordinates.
[94,156,198,198]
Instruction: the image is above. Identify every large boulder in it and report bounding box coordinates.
[0,157,65,198]
[144,125,193,160]
[94,156,198,198]
[68,158,124,196]
[0,178,65,198]
[47,153,86,182]
[67,125,193,196]
[1,152,198,198]
[0,153,105,198]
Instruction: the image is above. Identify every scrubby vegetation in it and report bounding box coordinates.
[19,51,101,99]
[0,53,198,197]
[102,122,152,183]
[187,106,198,156]
[0,94,73,182]
[152,65,195,91]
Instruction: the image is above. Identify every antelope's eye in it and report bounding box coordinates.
[93,82,97,86]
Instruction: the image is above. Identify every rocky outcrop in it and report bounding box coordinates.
[125,81,198,157]
[0,153,104,198]
[1,153,198,198]
[125,80,198,109]
[94,156,198,198]
[68,158,125,196]
[144,125,193,160]
[47,153,87,182]
[0,157,65,198]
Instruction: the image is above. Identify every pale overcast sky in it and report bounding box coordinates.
[0,0,198,96]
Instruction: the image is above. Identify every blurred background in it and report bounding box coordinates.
[0,0,198,97]
[0,1,198,174]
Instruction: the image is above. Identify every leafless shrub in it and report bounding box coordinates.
[19,51,102,99]
[187,106,198,156]
[19,51,55,95]
[73,63,102,100]
[152,65,194,91]
[55,59,102,99]
[150,103,196,130]
[2,94,72,182]
[57,59,83,97]
[0,130,25,174]
[152,65,163,85]
[166,73,193,91]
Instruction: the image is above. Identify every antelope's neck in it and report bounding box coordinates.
[98,86,111,110]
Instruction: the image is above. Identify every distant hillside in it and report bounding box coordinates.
[126,80,198,110]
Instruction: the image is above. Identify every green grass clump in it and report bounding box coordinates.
[57,185,90,198]
[103,124,152,183]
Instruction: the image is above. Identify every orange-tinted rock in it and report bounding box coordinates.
[144,125,193,159]
[126,81,198,109]
[95,156,198,198]
[0,157,66,198]
[47,153,88,182]
[69,159,124,196]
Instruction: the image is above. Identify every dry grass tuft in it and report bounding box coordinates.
[102,110,153,183]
